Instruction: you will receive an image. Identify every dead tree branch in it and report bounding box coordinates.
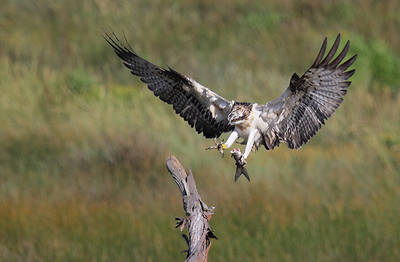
[166,156,217,262]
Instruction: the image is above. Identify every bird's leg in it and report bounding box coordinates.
[243,129,256,159]
[224,130,239,149]
[205,138,225,156]
[206,130,238,156]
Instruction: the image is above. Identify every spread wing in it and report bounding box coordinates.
[261,34,357,149]
[105,33,234,138]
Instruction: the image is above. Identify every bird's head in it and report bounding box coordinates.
[228,103,252,125]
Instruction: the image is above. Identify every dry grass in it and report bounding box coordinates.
[0,0,399,261]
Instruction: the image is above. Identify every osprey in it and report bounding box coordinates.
[106,33,356,181]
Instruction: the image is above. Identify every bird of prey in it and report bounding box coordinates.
[106,33,356,181]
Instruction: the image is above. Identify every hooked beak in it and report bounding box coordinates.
[227,112,236,125]
[227,113,233,124]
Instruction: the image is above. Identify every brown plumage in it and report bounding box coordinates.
[259,34,357,150]
[104,33,233,138]
[106,33,357,177]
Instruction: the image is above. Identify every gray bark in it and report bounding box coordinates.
[166,156,217,262]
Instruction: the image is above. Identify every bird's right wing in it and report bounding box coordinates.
[105,33,234,138]
[260,34,357,149]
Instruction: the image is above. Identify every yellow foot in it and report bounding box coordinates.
[205,138,225,156]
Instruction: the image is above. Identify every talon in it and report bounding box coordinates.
[205,139,225,156]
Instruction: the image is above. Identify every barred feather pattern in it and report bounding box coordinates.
[105,33,233,138]
[279,34,357,149]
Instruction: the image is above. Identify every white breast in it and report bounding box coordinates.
[234,107,260,141]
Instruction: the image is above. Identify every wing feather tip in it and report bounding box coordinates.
[320,34,341,66]
[312,37,328,67]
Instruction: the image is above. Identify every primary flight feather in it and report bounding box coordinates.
[106,33,357,180]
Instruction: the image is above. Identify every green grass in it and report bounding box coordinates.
[1,0,400,261]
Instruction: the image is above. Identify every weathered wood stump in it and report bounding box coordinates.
[166,156,217,262]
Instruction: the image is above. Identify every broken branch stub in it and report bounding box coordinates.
[166,156,217,262]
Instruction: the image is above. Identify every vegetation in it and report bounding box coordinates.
[1,0,399,261]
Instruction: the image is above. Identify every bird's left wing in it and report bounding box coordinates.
[259,34,357,149]
[105,33,234,138]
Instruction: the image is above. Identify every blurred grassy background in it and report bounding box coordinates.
[1,0,400,261]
